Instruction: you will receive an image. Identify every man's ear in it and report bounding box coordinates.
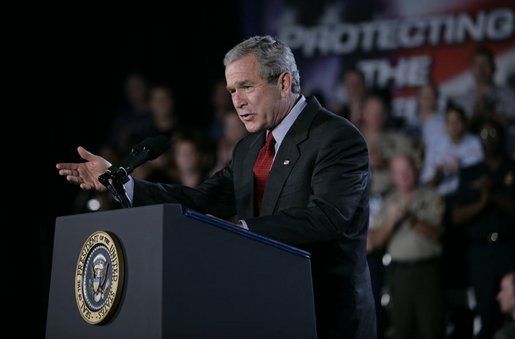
[278,71,292,97]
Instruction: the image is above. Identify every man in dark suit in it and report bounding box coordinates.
[57,35,376,339]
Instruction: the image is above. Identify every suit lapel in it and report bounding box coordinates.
[259,97,321,216]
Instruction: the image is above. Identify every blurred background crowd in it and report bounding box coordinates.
[44,1,514,338]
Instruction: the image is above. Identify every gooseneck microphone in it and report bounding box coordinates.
[99,135,171,208]
[108,135,171,177]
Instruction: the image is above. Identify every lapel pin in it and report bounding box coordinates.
[283,159,290,165]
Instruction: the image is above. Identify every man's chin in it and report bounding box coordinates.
[243,122,263,134]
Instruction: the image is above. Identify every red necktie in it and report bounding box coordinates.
[253,132,276,211]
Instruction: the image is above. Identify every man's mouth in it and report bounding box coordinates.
[240,113,254,121]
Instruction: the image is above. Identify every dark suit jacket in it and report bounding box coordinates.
[494,321,515,339]
[133,97,376,339]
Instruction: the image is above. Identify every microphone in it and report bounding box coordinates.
[98,135,170,208]
[107,135,171,177]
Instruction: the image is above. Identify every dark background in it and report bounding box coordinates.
[41,5,242,338]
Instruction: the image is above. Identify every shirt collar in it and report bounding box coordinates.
[269,95,306,148]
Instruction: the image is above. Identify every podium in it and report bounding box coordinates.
[46,204,317,338]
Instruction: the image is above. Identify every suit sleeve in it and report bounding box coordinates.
[132,162,237,219]
[246,125,371,246]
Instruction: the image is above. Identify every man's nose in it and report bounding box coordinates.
[233,90,247,109]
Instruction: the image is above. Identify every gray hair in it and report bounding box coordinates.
[223,35,301,94]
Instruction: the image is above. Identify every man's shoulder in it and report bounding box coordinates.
[304,97,360,131]
[276,95,364,145]
[311,108,363,139]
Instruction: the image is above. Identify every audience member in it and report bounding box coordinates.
[210,111,248,175]
[409,83,447,152]
[109,73,154,151]
[330,68,368,125]
[456,47,515,127]
[494,271,515,339]
[207,78,234,141]
[453,46,515,158]
[450,119,515,339]
[147,85,184,137]
[360,94,417,189]
[421,104,483,196]
[368,153,445,339]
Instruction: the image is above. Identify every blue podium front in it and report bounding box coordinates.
[46,204,317,338]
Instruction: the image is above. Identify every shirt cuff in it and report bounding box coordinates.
[124,176,135,203]
[239,219,249,230]
[110,176,134,203]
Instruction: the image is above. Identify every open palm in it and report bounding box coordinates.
[56,146,112,191]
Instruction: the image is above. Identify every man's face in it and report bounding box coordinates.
[471,54,494,83]
[479,123,502,155]
[361,97,385,131]
[225,54,286,133]
[417,85,437,112]
[496,273,515,314]
[390,155,417,193]
[446,110,465,141]
[344,72,365,100]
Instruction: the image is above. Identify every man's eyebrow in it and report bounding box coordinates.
[235,79,253,87]
[227,79,254,91]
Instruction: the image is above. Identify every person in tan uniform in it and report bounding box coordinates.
[368,153,445,339]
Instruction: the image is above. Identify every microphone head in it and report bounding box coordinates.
[136,135,171,160]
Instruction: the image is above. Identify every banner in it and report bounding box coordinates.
[242,0,515,121]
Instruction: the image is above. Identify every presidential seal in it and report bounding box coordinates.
[75,231,124,324]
